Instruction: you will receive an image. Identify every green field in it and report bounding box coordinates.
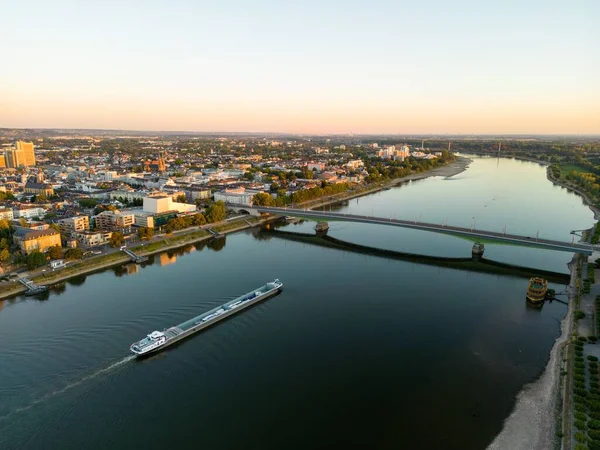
[559,164,590,179]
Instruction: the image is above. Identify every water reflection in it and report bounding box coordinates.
[207,237,226,252]
[68,274,87,286]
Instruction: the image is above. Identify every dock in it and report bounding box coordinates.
[207,228,224,239]
[122,248,149,264]
[18,277,48,296]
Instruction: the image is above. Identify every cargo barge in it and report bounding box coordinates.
[130,279,283,356]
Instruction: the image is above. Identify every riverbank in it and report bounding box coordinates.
[487,255,576,450]
[487,162,599,449]
[0,216,272,300]
[303,156,472,210]
[547,169,600,221]
[0,158,470,301]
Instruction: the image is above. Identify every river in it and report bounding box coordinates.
[0,156,594,450]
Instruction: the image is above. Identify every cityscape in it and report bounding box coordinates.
[1,1,599,450]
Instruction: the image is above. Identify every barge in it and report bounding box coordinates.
[130,279,283,356]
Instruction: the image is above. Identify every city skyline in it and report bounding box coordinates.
[2,0,599,134]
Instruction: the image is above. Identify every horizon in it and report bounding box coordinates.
[2,0,599,134]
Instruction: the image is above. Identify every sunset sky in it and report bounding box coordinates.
[1,0,598,134]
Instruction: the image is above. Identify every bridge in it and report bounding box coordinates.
[253,206,598,255]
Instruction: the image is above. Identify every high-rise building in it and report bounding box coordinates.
[4,141,36,168]
[0,154,5,168]
[17,141,36,166]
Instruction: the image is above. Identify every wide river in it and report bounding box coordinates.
[0,157,594,450]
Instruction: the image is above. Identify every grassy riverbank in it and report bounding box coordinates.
[0,216,266,300]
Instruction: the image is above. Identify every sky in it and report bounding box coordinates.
[1,0,598,134]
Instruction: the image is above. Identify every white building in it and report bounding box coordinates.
[0,208,13,221]
[214,187,255,206]
[143,196,196,214]
[13,206,46,219]
[97,170,118,181]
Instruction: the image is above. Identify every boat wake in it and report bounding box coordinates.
[0,355,134,423]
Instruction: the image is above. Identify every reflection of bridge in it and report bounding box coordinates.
[254,207,597,255]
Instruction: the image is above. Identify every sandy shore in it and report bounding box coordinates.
[487,256,576,450]
[392,156,472,183]
[487,167,594,450]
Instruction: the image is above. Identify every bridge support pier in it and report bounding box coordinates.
[472,242,485,259]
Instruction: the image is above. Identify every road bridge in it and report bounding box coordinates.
[255,206,597,255]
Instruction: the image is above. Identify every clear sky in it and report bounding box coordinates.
[1,0,598,134]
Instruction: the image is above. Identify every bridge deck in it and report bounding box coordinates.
[257,207,596,255]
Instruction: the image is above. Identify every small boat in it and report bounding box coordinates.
[526,277,548,303]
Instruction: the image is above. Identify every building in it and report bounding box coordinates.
[132,211,155,228]
[377,145,409,162]
[0,208,13,221]
[95,210,135,232]
[72,230,113,247]
[185,186,212,202]
[97,170,118,181]
[0,154,5,168]
[213,187,254,206]
[13,206,46,220]
[13,227,61,254]
[143,195,196,214]
[57,216,90,236]
[143,152,166,172]
[306,162,326,172]
[49,259,66,270]
[24,170,54,197]
[346,160,364,170]
[4,141,36,168]
[17,141,36,166]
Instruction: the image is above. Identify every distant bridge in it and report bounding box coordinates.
[250,206,597,255]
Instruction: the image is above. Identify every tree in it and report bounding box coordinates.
[174,158,184,165]
[46,246,63,260]
[191,213,207,226]
[205,201,227,223]
[137,227,154,241]
[64,248,84,260]
[109,232,125,248]
[253,192,274,206]
[27,251,47,269]
[0,248,10,263]
[19,217,27,227]
[175,194,187,203]
[79,198,98,208]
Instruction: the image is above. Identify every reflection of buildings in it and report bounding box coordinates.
[125,263,139,275]
[159,253,177,266]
